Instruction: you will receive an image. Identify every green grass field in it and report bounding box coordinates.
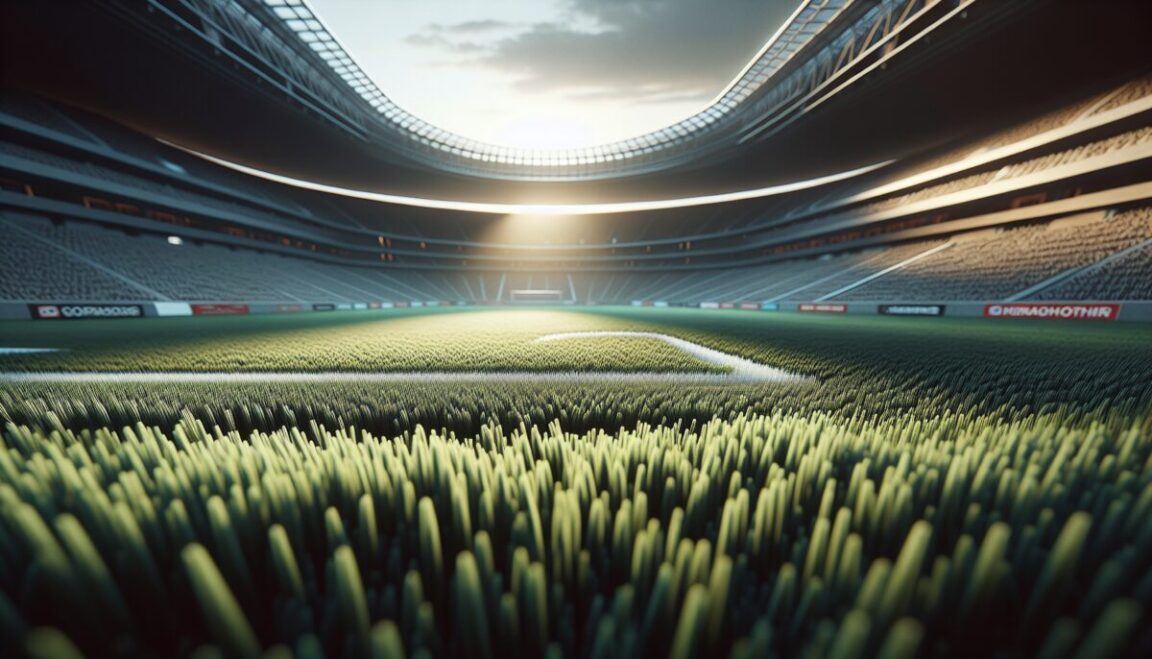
[0,309,733,373]
[1,308,1150,658]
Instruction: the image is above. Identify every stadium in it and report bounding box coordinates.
[1,0,1151,656]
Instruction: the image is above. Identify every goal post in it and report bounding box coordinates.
[510,289,565,304]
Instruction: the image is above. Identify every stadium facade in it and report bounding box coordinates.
[1,0,1151,319]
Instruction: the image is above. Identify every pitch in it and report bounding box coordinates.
[1,308,1150,658]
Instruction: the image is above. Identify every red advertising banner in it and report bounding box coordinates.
[799,303,847,313]
[191,304,250,316]
[983,303,1120,321]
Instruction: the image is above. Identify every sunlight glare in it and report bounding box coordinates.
[493,113,598,150]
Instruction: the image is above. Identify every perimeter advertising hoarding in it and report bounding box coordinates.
[798,303,847,313]
[739,303,759,310]
[699,302,720,309]
[879,304,946,317]
[312,303,336,312]
[30,304,145,320]
[983,303,1120,321]
[154,302,192,317]
[760,303,779,311]
[276,304,305,313]
[191,304,249,316]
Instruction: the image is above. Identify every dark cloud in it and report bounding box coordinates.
[483,0,795,102]
[402,0,796,107]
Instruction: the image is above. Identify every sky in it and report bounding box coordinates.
[306,0,796,149]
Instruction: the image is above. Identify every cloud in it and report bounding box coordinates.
[405,19,524,46]
[435,19,518,34]
[563,85,714,107]
[403,32,489,54]
[478,0,796,103]
[404,18,527,59]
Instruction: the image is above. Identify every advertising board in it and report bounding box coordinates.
[798,303,847,313]
[879,304,945,316]
[983,303,1120,321]
[191,304,249,316]
[154,302,192,317]
[30,304,144,320]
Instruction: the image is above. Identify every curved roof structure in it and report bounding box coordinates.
[264,0,859,177]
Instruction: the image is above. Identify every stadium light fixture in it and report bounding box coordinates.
[167,236,184,245]
[170,140,892,216]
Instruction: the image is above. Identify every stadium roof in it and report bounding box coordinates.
[7,0,1142,202]
[266,0,856,174]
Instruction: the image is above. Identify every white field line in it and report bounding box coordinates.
[0,333,806,384]
[533,331,805,382]
[0,348,66,354]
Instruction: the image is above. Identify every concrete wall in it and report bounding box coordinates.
[0,303,31,320]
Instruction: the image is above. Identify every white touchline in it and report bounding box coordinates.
[0,371,803,384]
[0,348,66,354]
[0,334,806,384]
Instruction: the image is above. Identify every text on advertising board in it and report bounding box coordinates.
[879,304,945,316]
[191,304,250,316]
[799,303,847,313]
[30,304,144,319]
[983,303,1120,321]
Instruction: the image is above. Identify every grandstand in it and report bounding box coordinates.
[3,74,1151,314]
[2,1,1152,658]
